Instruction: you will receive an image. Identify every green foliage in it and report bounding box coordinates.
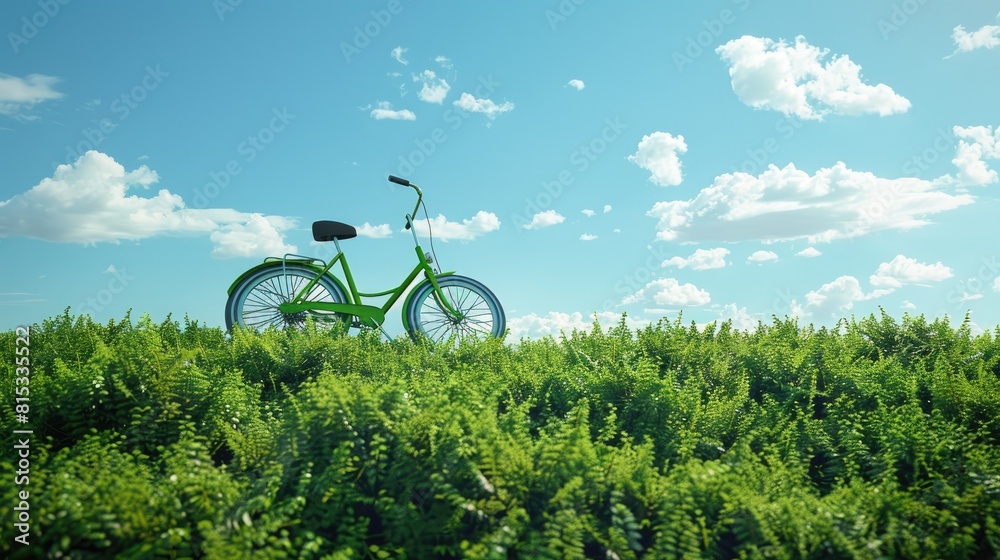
[1,310,999,558]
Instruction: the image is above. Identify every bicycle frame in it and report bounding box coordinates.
[276,207,462,329]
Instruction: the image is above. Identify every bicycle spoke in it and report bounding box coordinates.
[414,280,501,343]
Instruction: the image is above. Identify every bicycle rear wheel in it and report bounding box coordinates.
[225,264,348,331]
[404,275,505,343]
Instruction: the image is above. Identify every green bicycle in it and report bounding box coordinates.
[224,175,505,342]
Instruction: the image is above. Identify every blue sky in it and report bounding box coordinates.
[2,1,999,338]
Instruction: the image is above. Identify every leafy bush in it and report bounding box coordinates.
[1,310,998,558]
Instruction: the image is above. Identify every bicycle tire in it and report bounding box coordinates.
[225,263,349,331]
[404,275,505,343]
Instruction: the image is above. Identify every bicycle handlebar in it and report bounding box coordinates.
[388,175,410,187]
[389,175,422,230]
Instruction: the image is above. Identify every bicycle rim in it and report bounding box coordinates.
[236,269,343,330]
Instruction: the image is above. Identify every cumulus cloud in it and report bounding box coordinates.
[391,46,408,65]
[434,55,453,69]
[413,70,450,104]
[567,79,585,90]
[951,125,1000,186]
[625,278,711,307]
[869,254,953,289]
[0,151,296,258]
[369,101,416,121]
[801,256,953,319]
[580,233,598,241]
[210,215,296,259]
[628,132,688,187]
[803,275,870,318]
[716,35,910,120]
[356,222,393,239]
[662,248,729,270]
[410,211,500,241]
[718,303,759,331]
[994,277,1000,292]
[747,250,779,263]
[949,24,1000,56]
[796,247,822,258]
[0,73,64,117]
[507,311,647,339]
[523,210,565,230]
[647,162,973,244]
[581,209,596,217]
[453,93,514,119]
[603,204,612,213]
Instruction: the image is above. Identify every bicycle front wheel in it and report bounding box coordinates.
[405,275,505,343]
[225,264,349,331]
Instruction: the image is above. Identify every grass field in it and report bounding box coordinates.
[2,310,999,558]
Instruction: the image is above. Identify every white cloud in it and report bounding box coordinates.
[0,151,297,258]
[803,275,869,318]
[356,222,393,239]
[507,311,647,339]
[716,35,910,120]
[626,278,711,307]
[581,209,596,217]
[902,300,917,310]
[0,73,64,117]
[391,46,408,65]
[613,228,621,233]
[662,248,729,270]
[453,93,514,119]
[993,277,1000,292]
[747,250,779,263]
[799,256,953,319]
[796,247,822,258]
[567,79,585,90]
[950,24,1000,55]
[210,215,296,259]
[628,132,688,187]
[650,278,711,306]
[410,211,500,241]
[869,255,953,289]
[523,210,565,230]
[369,101,416,121]
[580,233,598,241]
[603,204,612,213]
[507,311,589,338]
[413,70,450,104]
[647,162,973,244]
[951,125,1000,186]
[718,303,759,331]
[434,55,453,69]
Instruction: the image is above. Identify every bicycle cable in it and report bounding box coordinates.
[421,198,442,273]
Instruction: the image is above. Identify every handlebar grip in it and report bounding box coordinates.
[388,175,410,187]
